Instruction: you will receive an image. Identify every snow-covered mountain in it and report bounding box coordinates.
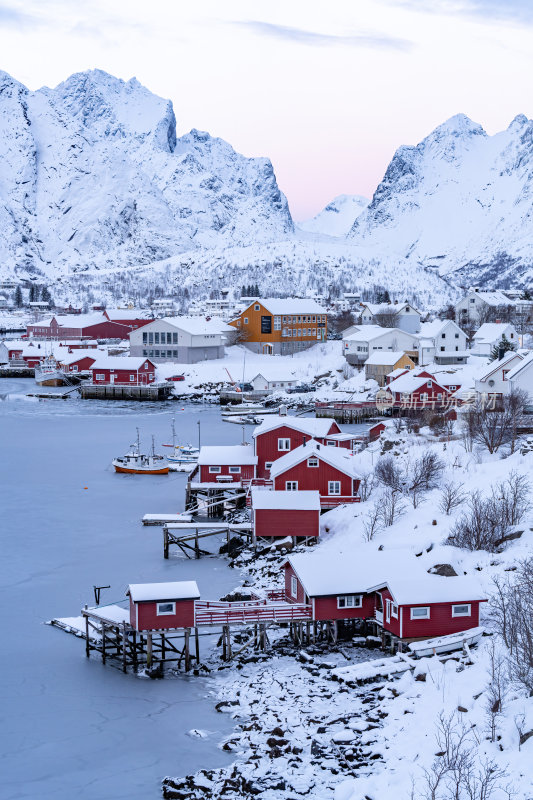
[0,69,293,280]
[297,194,368,237]
[349,113,533,288]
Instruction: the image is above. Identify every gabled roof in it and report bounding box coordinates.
[506,350,533,382]
[361,302,420,316]
[241,298,326,316]
[365,350,410,366]
[251,489,321,511]
[386,370,445,394]
[54,312,109,328]
[466,290,514,307]
[57,350,98,365]
[476,351,525,383]
[343,324,394,342]
[105,308,152,320]
[368,576,487,605]
[197,444,258,466]
[473,322,516,343]
[252,416,337,439]
[270,439,360,479]
[89,355,153,370]
[127,581,200,602]
[418,319,462,340]
[161,316,233,335]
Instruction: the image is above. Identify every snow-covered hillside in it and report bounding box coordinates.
[0,69,293,281]
[297,195,368,237]
[349,113,533,289]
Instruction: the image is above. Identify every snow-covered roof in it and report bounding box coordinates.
[506,350,533,382]
[343,325,392,342]
[251,370,296,383]
[387,372,435,394]
[161,316,233,335]
[467,290,514,307]
[472,322,515,343]
[475,351,525,383]
[252,416,337,439]
[270,439,360,479]
[105,308,152,320]
[417,320,456,340]
[57,349,98,365]
[89,355,153,370]
[127,581,200,602]
[246,298,326,315]
[362,302,420,316]
[324,432,357,442]
[365,351,410,366]
[368,576,487,605]
[251,489,321,510]
[53,312,108,328]
[197,444,258,465]
[387,367,410,381]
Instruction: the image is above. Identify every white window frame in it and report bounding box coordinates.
[95,373,105,380]
[274,316,281,331]
[286,481,298,491]
[244,317,249,325]
[307,457,318,467]
[326,440,336,446]
[228,466,241,474]
[410,606,430,620]
[156,601,176,616]
[254,304,260,311]
[209,466,221,473]
[328,480,341,496]
[129,374,135,382]
[452,603,471,618]
[391,603,398,619]
[291,575,298,599]
[265,462,273,470]
[278,438,290,451]
[337,595,362,609]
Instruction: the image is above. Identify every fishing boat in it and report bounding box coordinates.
[113,430,169,475]
[34,356,65,387]
[163,418,200,465]
[408,626,484,658]
[222,414,263,425]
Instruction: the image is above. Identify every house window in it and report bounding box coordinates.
[71,365,78,372]
[328,481,341,495]
[229,466,241,474]
[95,373,105,380]
[449,385,456,391]
[148,332,153,344]
[502,371,509,381]
[244,317,249,325]
[254,304,260,311]
[209,466,221,473]
[427,380,433,387]
[173,332,178,343]
[156,601,176,615]
[441,333,446,339]
[307,457,318,467]
[274,316,281,330]
[455,333,459,339]
[265,462,273,470]
[391,603,398,618]
[286,481,298,491]
[278,438,290,451]
[420,393,428,401]
[452,604,471,617]
[440,346,445,352]
[410,606,430,619]
[129,375,135,382]
[142,332,147,343]
[326,440,336,446]
[154,333,160,344]
[337,595,362,609]
[291,575,298,599]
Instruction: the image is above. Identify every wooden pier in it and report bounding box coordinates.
[185,481,247,517]
[0,366,35,378]
[315,400,384,424]
[80,383,172,401]
[163,522,254,558]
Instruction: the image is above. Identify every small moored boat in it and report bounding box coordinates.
[113,430,169,475]
[408,626,484,658]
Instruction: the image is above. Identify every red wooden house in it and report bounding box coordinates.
[383,370,452,410]
[270,439,361,508]
[251,489,320,539]
[190,445,258,484]
[89,356,156,385]
[253,416,341,478]
[58,351,98,374]
[127,581,200,631]
[104,309,153,332]
[368,578,486,641]
[284,553,486,641]
[27,312,136,341]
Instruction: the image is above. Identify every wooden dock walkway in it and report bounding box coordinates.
[163,522,253,558]
[80,383,172,401]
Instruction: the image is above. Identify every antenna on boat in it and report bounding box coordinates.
[151,435,155,458]
[136,427,140,453]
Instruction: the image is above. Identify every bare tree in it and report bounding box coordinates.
[485,640,507,743]
[374,310,399,328]
[363,500,383,541]
[375,455,402,491]
[491,559,533,695]
[439,481,466,515]
[462,389,528,455]
[380,487,406,527]
[407,451,445,508]
[358,470,375,502]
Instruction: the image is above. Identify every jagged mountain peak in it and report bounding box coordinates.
[298,194,369,237]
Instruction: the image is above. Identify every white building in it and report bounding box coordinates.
[416,320,468,366]
[471,322,518,357]
[359,302,422,333]
[343,325,419,366]
[250,373,299,392]
[507,352,533,399]
[455,289,515,326]
[129,316,234,363]
[474,351,526,402]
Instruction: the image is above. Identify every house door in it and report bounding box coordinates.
[262,344,273,355]
[385,599,391,623]
[110,373,115,384]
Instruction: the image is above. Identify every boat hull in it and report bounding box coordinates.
[113,463,169,475]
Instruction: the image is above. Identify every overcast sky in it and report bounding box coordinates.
[0,0,532,219]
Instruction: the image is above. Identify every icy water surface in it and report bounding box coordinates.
[0,380,249,800]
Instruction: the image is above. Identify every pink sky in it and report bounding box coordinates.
[1,0,532,219]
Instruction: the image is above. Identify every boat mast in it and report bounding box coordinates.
[241,348,246,404]
[171,416,176,449]
[136,427,140,454]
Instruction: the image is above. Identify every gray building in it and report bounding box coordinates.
[129,316,234,363]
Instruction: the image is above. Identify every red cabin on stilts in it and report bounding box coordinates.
[127,581,200,631]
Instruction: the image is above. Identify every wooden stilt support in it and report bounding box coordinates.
[333,620,338,644]
[195,627,200,664]
[101,620,106,664]
[161,633,166,662]
[222,625,227,661]
[195,529,200,559]
[226,625,232,661]
[85,606,90,657]
[147,633,153,668]
[122,623,127,673]
[163,528,169,559]
[184,628,191,671]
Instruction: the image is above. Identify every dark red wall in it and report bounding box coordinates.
[62,356,96,372]
[254,508,319,538]
[314,593,374,621]
[255,421,340,478]
[273,454,358,498]
[131,597,196,631]
[284,564,307,604]
[91,360,155,385]
[199,464,255,483]
[398,600,481,639]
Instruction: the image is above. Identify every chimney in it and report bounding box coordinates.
[316,443,320,450]
[495,318,501,324]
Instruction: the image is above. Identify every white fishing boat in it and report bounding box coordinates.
[408,626,484,658]
[222,414,263,425]
[112,430,169,475]
[163,418,200,465]
[34,356,65,387]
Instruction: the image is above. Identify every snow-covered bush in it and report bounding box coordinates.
[492,558,533,695]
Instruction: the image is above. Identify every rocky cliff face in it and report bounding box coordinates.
[0,69,293,280]
[348,113,533,288]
